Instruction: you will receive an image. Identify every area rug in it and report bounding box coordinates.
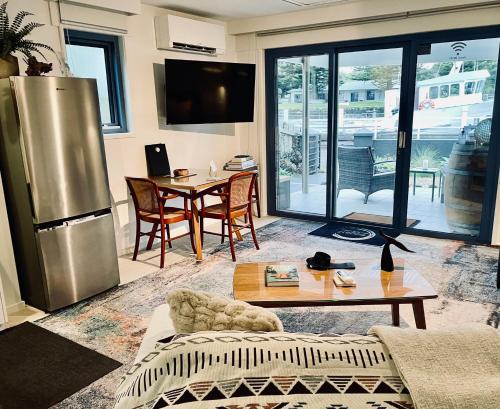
[309,220,399,246]
[36,218,499,408]
[0,322,121,409]
[343,212,420,228]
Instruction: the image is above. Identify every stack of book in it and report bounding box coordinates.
[224,155,256,171]
[264,265,299,287]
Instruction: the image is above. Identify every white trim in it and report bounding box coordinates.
[7,301,26,315]
[0,276,7,326]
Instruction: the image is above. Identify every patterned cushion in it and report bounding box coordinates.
[114,331,414,408]
[166,289,284,333]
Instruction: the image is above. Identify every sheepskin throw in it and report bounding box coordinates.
[370,323,500,409]
[166,289,283,333]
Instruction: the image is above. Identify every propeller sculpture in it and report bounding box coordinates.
[379,230,415,272]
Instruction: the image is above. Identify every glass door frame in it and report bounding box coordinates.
[331,42,412,229]
[265,25,500,244]
[397,28,500,243]
[266,44,335,221]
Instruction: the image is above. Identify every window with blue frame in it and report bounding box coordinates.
[64,29,127,134]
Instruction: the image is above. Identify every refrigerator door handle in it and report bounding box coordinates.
[26,183,36,220]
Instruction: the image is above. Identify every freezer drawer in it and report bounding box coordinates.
[36,213,119,311]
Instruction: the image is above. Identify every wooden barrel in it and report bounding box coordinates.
[444,143,488,235]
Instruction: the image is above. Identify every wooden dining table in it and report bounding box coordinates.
[149,169,240,261]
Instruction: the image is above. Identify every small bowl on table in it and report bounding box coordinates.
[173,168,189,177]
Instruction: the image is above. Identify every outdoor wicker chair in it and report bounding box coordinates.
[337,146,395,203]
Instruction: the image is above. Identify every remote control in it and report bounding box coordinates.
[336,270,354,284]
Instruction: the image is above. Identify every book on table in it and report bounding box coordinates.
[265,265,299,287]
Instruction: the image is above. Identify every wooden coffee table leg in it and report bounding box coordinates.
[391,303,400,327]
[412,299,427,329]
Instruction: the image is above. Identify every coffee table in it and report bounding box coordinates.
[233,259,438,329]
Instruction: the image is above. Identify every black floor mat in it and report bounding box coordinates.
[309,221,399,246]
[0,322,121,409]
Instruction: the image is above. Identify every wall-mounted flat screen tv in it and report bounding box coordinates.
[165,59,256,125]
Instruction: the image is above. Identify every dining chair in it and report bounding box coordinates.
[199,171,259,261]
[125,177,196,268]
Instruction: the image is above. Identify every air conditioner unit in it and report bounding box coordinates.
[155,15,226,56]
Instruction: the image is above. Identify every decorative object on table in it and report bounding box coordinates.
[145,143,171,176]
[265,264,299,287]
[224,154,256,170]
[208,159,218,178]
[333,270,357,287]
[0,2,55,79]
[380,229,415,272]
[306,251,355,270]
[166,288,283,332]
[309,221,400,246]
[24,55,52,76]
[172,168,189,177]
[474,118,491,147]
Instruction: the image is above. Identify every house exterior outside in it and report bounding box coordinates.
[416,69,490,109]
[338,80,383,102]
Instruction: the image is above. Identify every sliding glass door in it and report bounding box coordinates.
[405,37,500,237]
[335,47,404,226]
[276,54,329,215]
[266,27,500,242]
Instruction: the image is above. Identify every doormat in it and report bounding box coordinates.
[343,212,420,228]
[309,221,400,246]
[0,322,121,409]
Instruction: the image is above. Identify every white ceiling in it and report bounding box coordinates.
[141,0,353,20]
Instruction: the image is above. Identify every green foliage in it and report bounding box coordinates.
[277,61,302,98]
[279,134,303,176]
[0,2,54,60]
[374,154,396,172]
[277,60,328,99]
[410,145,442,168]
[346,65,401,91]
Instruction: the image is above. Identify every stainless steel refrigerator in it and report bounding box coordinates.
[0,76,119,311]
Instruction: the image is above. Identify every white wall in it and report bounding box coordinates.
[0,171,23,314]
[1,1,243,256]
[0,0,245,308]
[232,0,500,239]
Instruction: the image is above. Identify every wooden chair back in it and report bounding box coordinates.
[125,177,163,216]
[226,171,257,214]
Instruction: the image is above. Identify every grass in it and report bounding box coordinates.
[339,101,385,109]
[279,101,384,110]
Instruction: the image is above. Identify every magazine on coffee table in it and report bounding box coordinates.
[265,265,299,287]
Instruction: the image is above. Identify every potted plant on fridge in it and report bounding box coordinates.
[0,1,54,78]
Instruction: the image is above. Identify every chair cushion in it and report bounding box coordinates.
[201,203,247,219]
[139,207,188,223]
[166,289,283,333]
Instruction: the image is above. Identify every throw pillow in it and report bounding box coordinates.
[166,289,283,333]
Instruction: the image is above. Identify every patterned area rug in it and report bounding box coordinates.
[36,218,499,408]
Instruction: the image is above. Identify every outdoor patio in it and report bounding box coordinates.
[280,176,450,233]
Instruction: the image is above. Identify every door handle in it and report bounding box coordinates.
[398,131,406,149]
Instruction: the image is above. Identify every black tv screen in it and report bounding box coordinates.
[165,59,255,125]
